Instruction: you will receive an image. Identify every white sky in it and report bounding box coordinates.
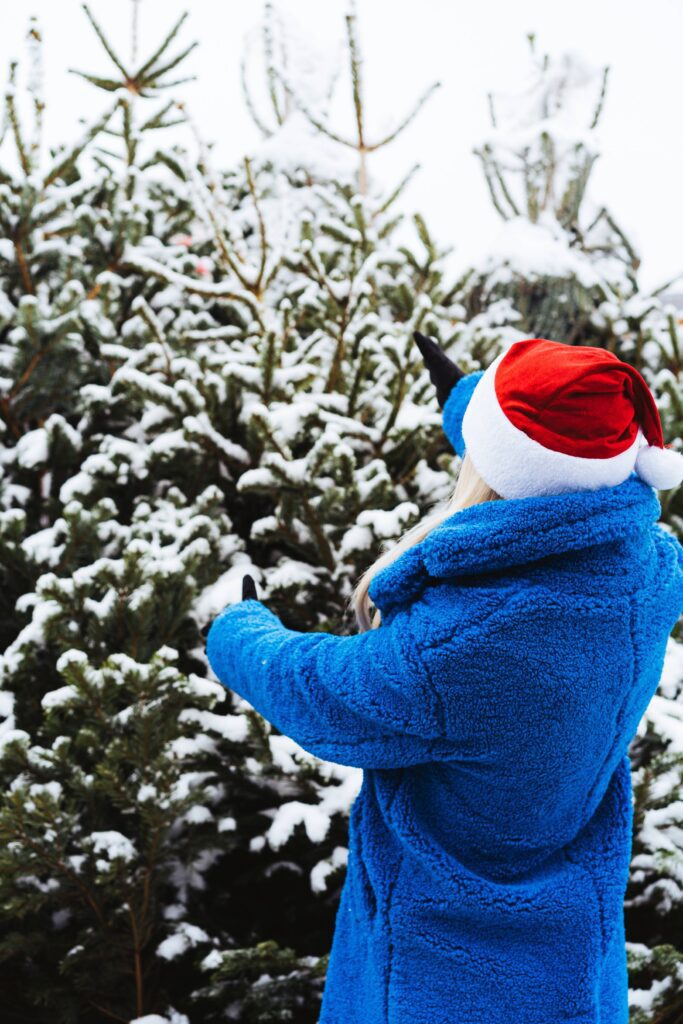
[4,0,683,292]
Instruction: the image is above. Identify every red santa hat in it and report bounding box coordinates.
[461,338,683,499]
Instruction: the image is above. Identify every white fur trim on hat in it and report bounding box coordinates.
[635,443,683,490]
[461,350,644,499]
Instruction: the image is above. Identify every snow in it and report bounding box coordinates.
[642,695,683,754]
[659,637,683,700]
[413,459,455,504]
[200,949,224,971]
[41,684,78,711]
[182,805,214,825]
[14,427,48,468]
[194,563,257,620]
[253,398,321,443]
[474,216,605,288]
[113,366,186,412]
[250,515,279,539]
[88,831,137,867]
[28,780,62,802]
[22,525,64,567]
[637,800,683,858]
[1,599,62,675]
[181,674,226,703]
[265,800,332,849]
[55,648,92,674]
[267,559,320,592]
[338,523,372,557]
[167,771,215,803]
[83,587,118,620]
[239,452,308,488]
[168,847,223,899]
[0,726,28,756]
[263,766,361,854]
[252,106,355,183]
[122,245,262,309]
[356,502,420,540]
[131,1015,189,1024]
[128,581,155,612]
[311,845,348,893]
[628,975,673,1012]
[183,413,250,464]
[394,400,437,432]
[268,734,309,773]
[0,688,14,720]
[178,708,249,743]
[156,922,211,961]
[18,875,60,893]
[166,734,217,759]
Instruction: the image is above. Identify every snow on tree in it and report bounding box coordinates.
[0,5,456,1022]
[454,38,683,542]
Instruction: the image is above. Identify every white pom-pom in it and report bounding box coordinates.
[635,444,683,490]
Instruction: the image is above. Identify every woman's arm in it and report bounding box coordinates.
[205,598,448,769]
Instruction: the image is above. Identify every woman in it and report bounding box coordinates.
[206,335,683,1024]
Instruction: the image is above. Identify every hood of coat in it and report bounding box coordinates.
[368,473,663,613]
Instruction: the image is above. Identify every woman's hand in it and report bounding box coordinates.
[413,331,465,409]
[201,574,260,637]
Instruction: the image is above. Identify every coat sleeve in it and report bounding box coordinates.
[205,598,449,769]
[442,370,484,457]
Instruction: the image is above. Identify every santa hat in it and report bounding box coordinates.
[461,338,683,499]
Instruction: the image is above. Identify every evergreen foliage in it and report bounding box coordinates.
[0,6,457,1022]
[0,5,680,1022]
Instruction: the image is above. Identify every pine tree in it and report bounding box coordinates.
[0,5,457,1022]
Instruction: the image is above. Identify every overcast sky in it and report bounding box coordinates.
[4,0,682,292]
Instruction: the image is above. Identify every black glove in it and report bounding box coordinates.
[201,574,260,637]
[413,331,465,409]
[242,573,258,601]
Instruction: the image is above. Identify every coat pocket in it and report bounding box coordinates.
[388,851,603,1023]
[347,793,377,924]
[563,753,634,962]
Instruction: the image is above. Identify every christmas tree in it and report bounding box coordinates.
[452,37,682,540]
[0,4,457,1021]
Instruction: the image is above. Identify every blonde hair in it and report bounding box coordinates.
[350,452,502,631]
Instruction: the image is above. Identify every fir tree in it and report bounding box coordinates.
[0,5,454,1022]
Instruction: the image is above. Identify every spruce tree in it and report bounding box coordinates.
[0,5,456,1022]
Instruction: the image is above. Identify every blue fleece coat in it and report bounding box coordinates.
[206,371,683,1024]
